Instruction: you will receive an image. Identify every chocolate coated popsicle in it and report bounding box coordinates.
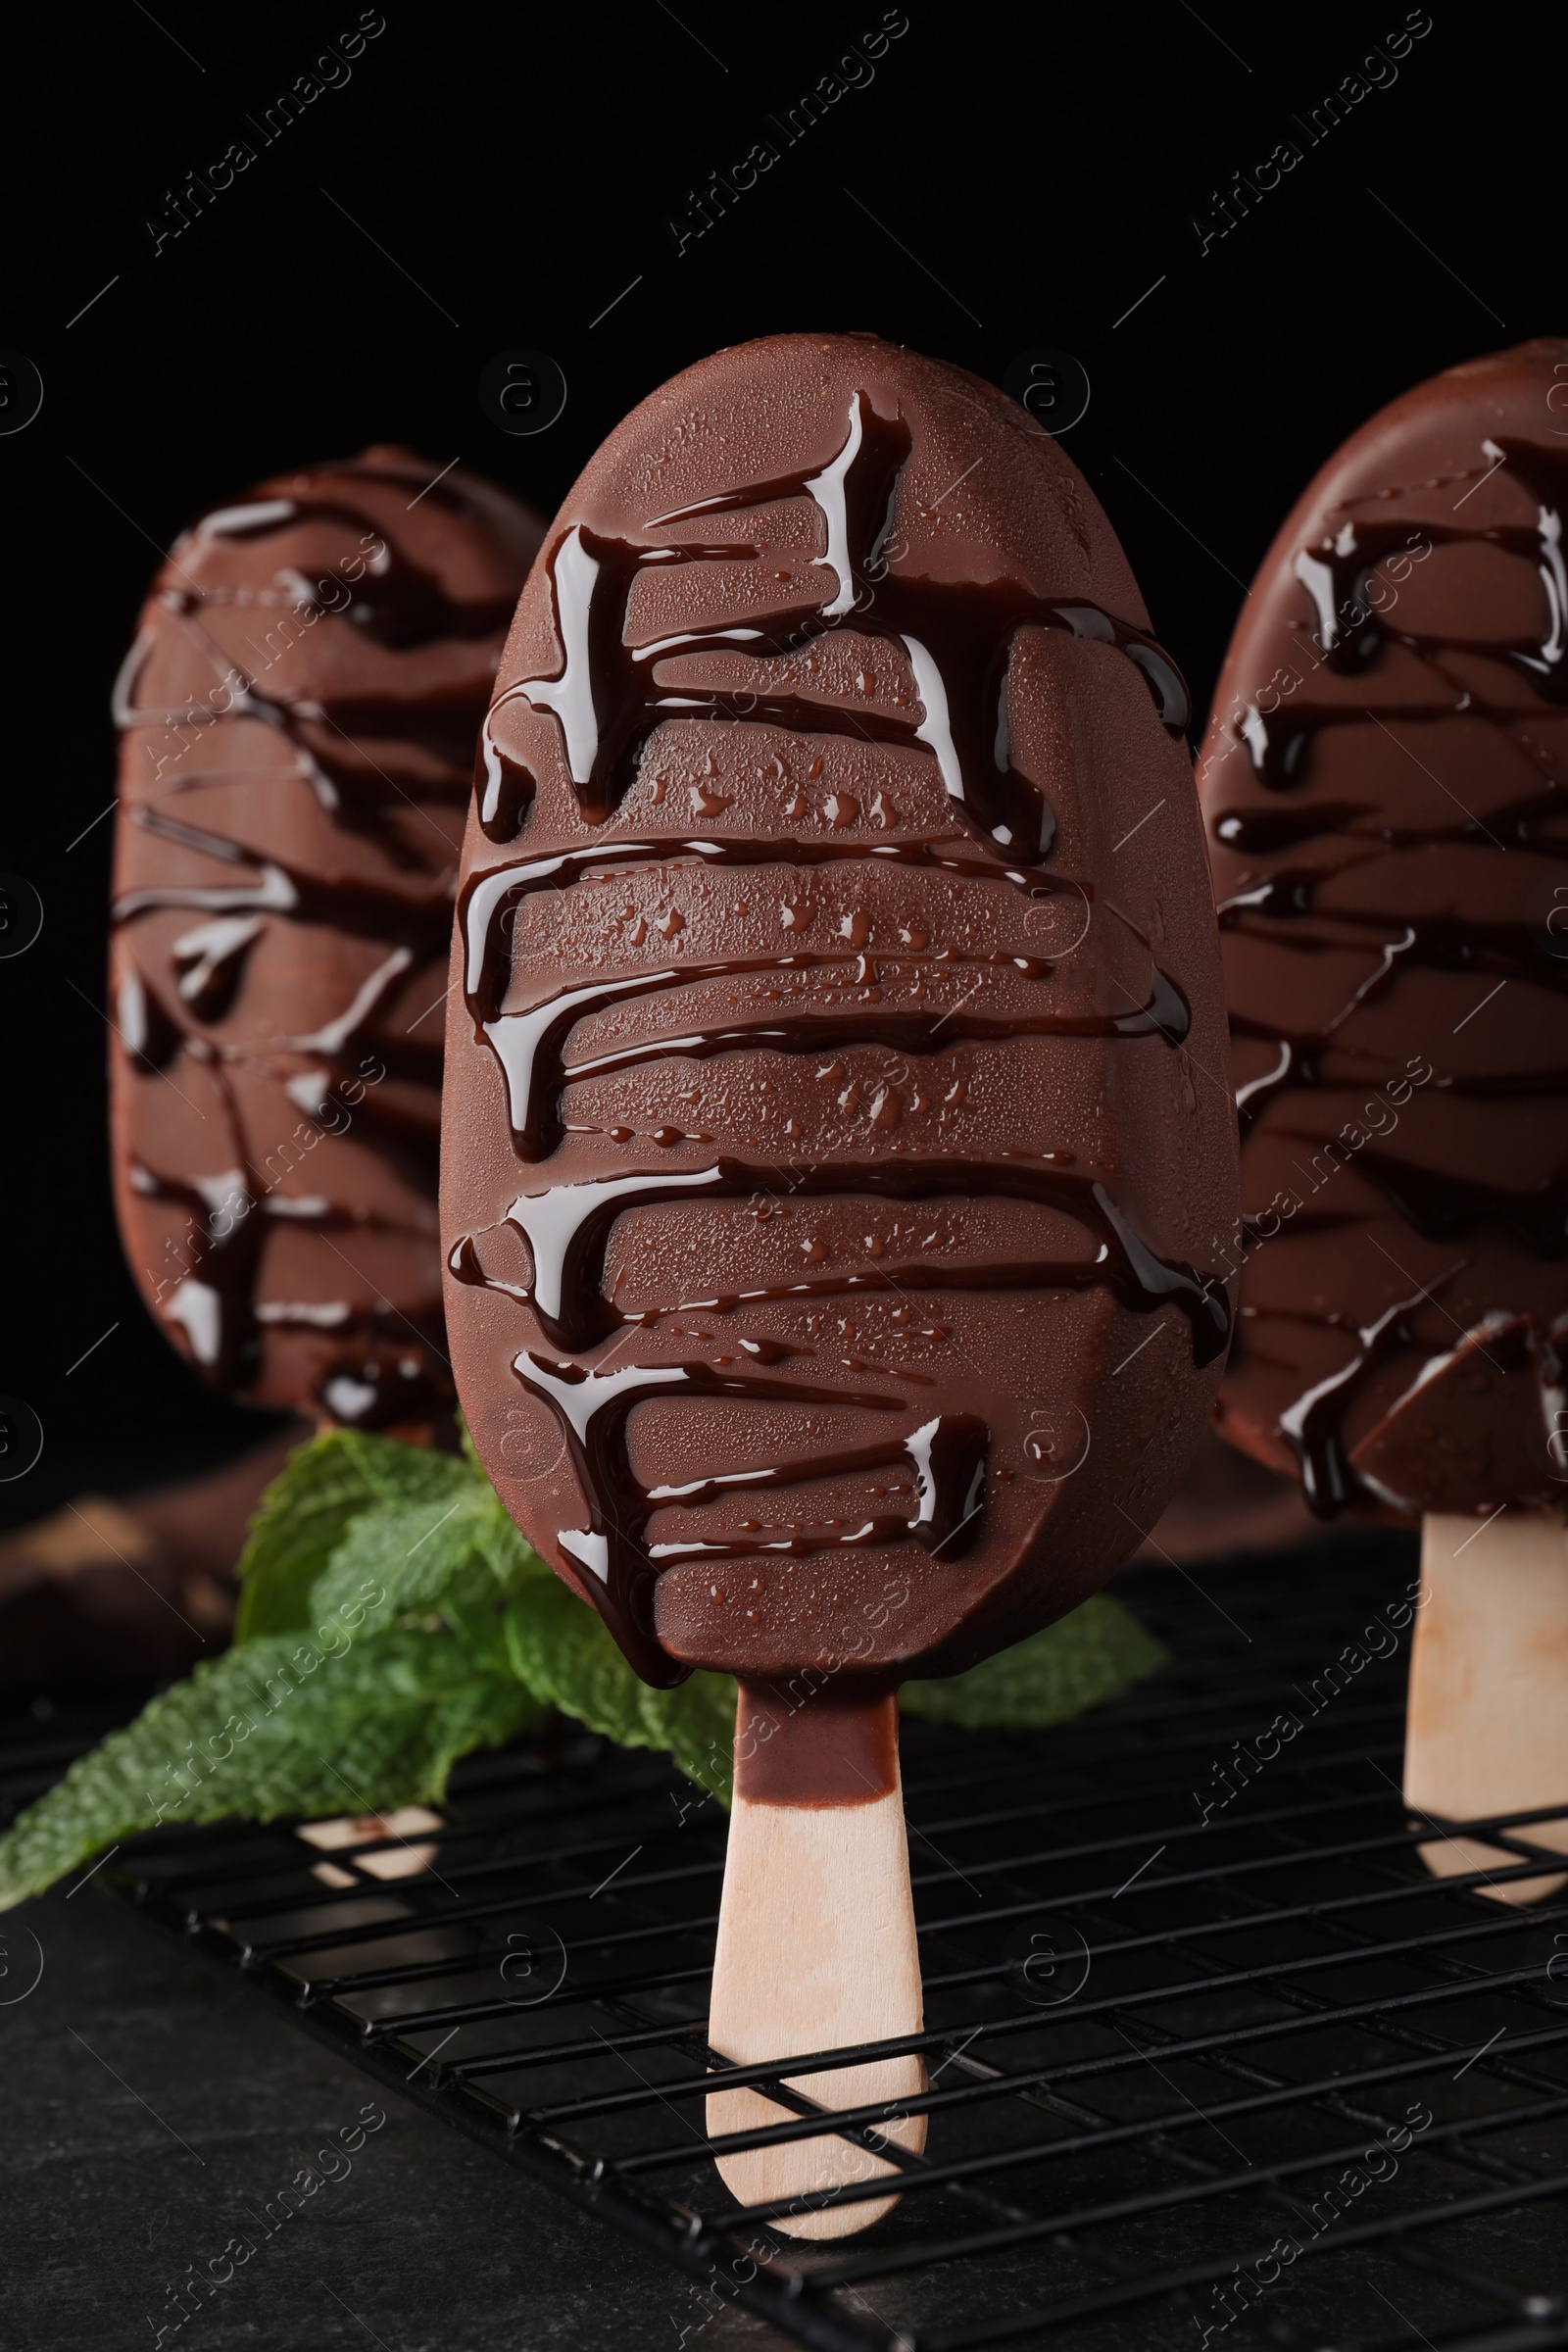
[1200,340,1568,1897]
[112,450,543,1428]
[446,337,1236,1681]
[443,333,1238,2226]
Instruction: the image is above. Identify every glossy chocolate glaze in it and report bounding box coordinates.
[473,397,1188,847]
[1200,340,1568,1517]
[444,335,1238,1685]
[111,449,543,1424]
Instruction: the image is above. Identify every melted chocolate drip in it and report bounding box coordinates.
[460,1154,1226,1361]
[1271,1282,1441,1512]
[458,836,1187,1159]
[473,1155,1221,1666]
[1215,788,1568,858]
[509,1341,989,1668]
[1220,438,1568,1128]
[1213,802,1373,856]
[125,1144,269,1396]
[125,1054,448,1425]
[477,393,1187,850]
[190,490,518,650]
[1358,1152,1568,1257]
[117,808,455,954]
[462,836,1071,1020]
[1233,441,1568,789]
[1213,413,1568,1510]
[1223,891,1568,1136]
[460,394,1221,1673]
[119,966,185,1071]
[114,454,539,1423]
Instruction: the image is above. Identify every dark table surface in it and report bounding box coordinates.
[4,1875,774,2352]
[10,1530,1567,2352]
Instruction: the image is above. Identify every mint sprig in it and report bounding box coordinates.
[233,1429,480,1639]
[0,1628,544,1910]
[0,1430,1166,1911]
[502,1569,739,1799]
[903,1593,1168,1728]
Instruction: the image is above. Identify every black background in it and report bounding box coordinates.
[0,0,1552,1520]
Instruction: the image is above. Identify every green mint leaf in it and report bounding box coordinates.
[439,1584,514,1679]
[902,1592,1166,1728]
[344,1428,484,1510]
[499,1574,735,1799]
[638,1673,737,1805]
[1,1395,1167,1912]
[0,1625,542,1912]
[502,1572,649,1746]
[312,1495,491,1639]
[469,1496,552,1592]
[234,1429,477,1640]
[309,1486,553,1676]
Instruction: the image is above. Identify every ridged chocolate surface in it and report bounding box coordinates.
[1200,340,1568,1518]
[111,448,544,1426]
[443,334,1237,1686]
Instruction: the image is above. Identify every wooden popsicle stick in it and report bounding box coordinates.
[1405,1508,1568,1904]
[707,1684,926,2239]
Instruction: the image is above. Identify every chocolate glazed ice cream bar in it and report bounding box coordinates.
[112,450,543,1430]
[443,334,1238,2231]
[1200,340,1568,1900]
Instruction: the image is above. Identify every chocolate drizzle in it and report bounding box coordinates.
[510,1346,990,1651]
[1271,1283,1442,1514]
[457,389,1226,1678]
[458,836,1188,1159]
[117,808,457,954]
[1232,441,1568,791]
[456,1156,1225,1363]
[1207,367,1568,1514]
[477,394,1187,851]
[112,451,541,1423]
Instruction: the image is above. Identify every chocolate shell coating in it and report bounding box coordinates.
[111,449,544,1427]
[443,334,1237,1685]
[1200,340,1568,1518]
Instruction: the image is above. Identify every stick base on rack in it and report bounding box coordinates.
[1406,1509,1568,1904]
[707,1687,925,2238]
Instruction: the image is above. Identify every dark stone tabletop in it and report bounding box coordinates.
[3,1878,775,2352]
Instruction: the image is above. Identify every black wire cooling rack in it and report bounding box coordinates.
[12,1533,1568,2351]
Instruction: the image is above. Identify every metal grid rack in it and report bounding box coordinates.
[14,1534,1568,2350]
